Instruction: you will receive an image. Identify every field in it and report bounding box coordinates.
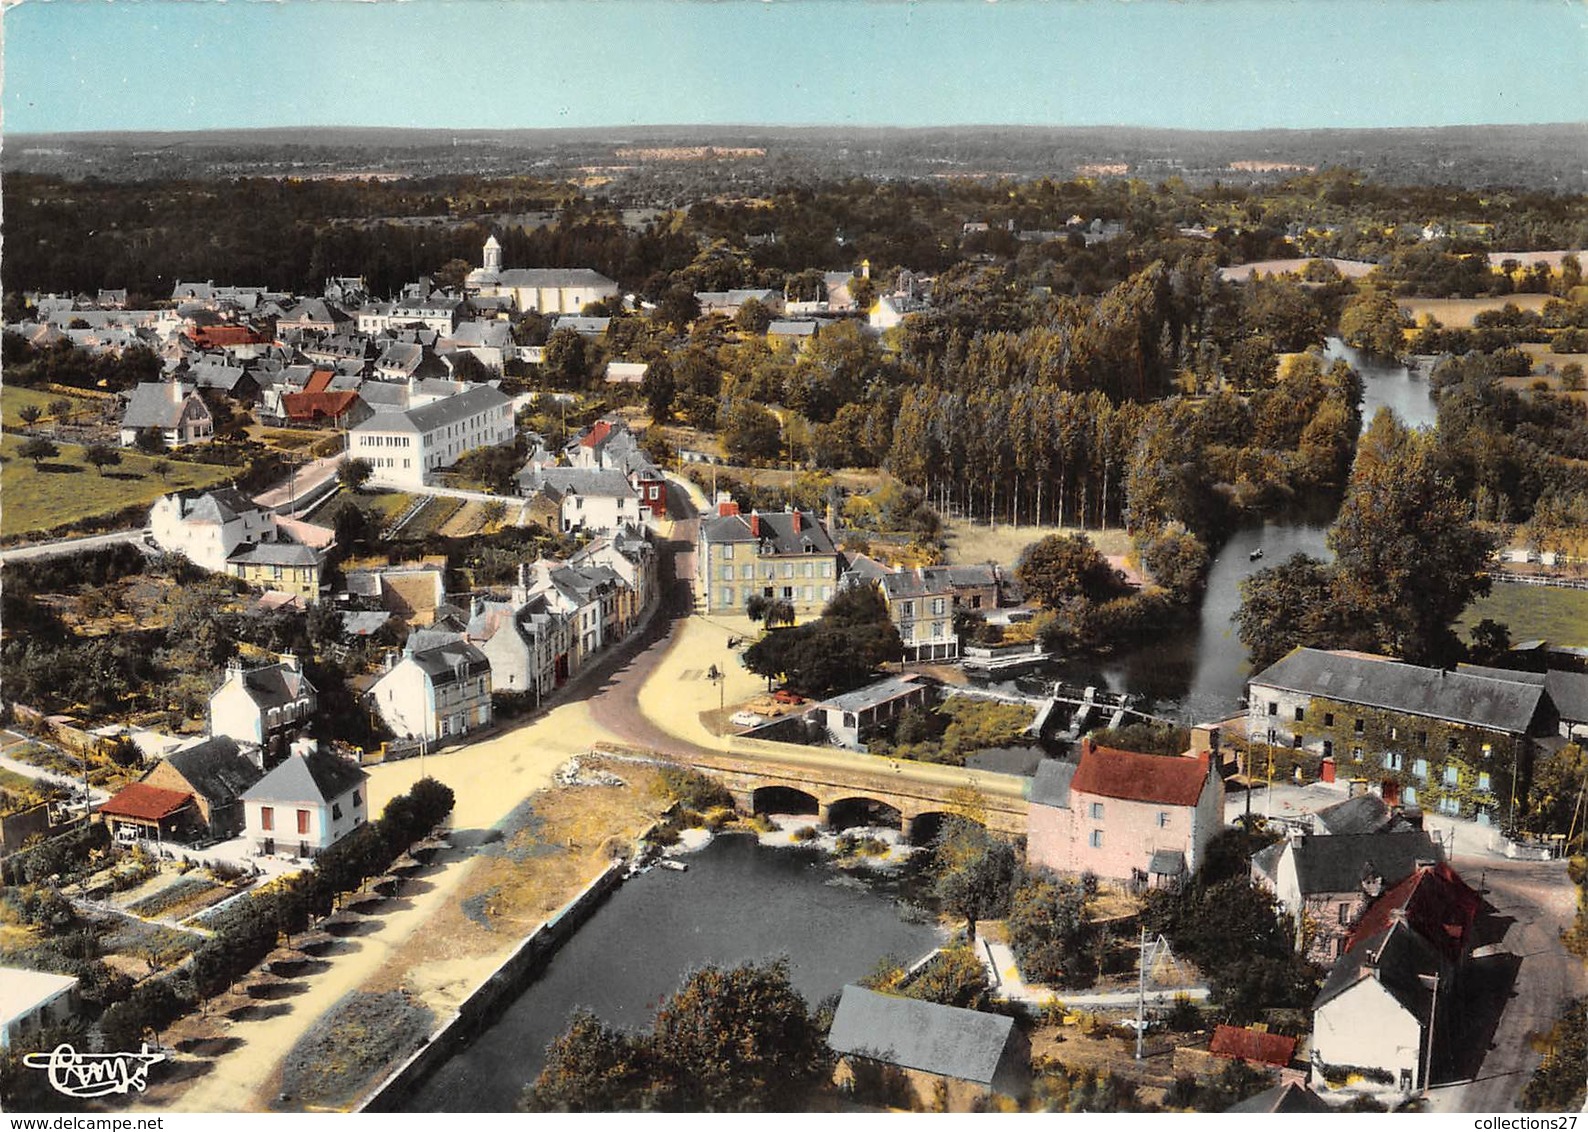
[1398,293,1553,328]
[1,385,112,429]
[1458,582,1588,648]
[942,517,1132,567]
[0,434,232,538]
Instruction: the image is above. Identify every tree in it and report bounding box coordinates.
[47,398,72,429]
[642,356,675,422]
[525,1009,650,1112]
[733,297,773,335]
[1467,618,1513,666]
[1339,287,1409,358]
[84,443,120,476]
[431,257,475,292]
[134,428,167,455]
[721,399,782,463]
[1016,534,1126,608]
[1235,553,1346,672]
[1328,409,1497,664]
[338,457,373,493]
[543,328,590,388]
[152,459,172,483]
[18,404,42,428]
[930,818,1019,940]
[18,437,58,468]
[1008,869,1094,987]
[1561,362,1585,392]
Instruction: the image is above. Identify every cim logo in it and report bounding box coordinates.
[22,1043,167,1099]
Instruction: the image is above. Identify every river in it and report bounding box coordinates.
[409,834,943,1111]
[1036,339,1438,723]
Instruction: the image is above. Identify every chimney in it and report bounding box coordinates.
[717,492,739,518]
[280,650,299,673]
[749,511,761,538]
[1191,724,1221,758]
[226,657,245,682]
[791,509,802,533]
[169,379,183,404]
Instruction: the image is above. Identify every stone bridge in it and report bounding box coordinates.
[596,736,1029,843]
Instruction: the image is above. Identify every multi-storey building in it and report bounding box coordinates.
[696,499,840,617]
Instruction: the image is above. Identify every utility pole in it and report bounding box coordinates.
[1422,972,1440,1095]
[1135,926,1147,1061]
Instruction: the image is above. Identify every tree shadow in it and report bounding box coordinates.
[103,471,142,481]
[176,1035,245,1057]
[158,1058,217,1085]
[224,1000,294,1022]
[36,462,82,474]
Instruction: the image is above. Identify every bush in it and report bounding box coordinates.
[791,825,820,842]
[657,766,735,812]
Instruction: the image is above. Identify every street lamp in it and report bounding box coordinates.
[707,664,725,714]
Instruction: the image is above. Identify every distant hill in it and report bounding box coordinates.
[6,123,1586,194]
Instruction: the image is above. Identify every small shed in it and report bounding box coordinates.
[97,782,197,843]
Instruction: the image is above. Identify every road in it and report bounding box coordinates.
[0,731,112,804]
[1430,855,1585,1113]
[0,528,143,563]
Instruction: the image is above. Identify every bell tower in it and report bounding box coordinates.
[483,234,503,274]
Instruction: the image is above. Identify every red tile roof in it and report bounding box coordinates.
[98,783,193,822]
[1210,1025,1298,1067]
[1345,861,1480,963]
[283,390,360,422]
[579,419,614,448]
[303,369,336,395]
[1070,744,1210,807]
[186,325,266,348]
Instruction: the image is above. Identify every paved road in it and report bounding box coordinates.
[0,732,112,803]
[0,528,142,563]
[1430,856,1585,1113]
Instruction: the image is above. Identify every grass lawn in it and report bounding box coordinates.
[942,517,1132,567]
[1459,582,1588,648]
[0,434,231,538]
[1,385,110,429]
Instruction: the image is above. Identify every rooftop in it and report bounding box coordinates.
[1069,744,1210,808]
[241,750,366,807]
[819,673,928,716]
[99,782,194,822]
[826,985,1016,1086]
[0,968,79,1023]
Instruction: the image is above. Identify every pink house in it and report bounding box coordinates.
[1027,740,1225,888]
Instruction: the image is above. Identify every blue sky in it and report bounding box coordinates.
[4,0,1586,134]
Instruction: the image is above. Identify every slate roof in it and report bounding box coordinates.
[520,466,638,500]
[826,985,1016,1086]
[1285,831,1443,897]
[1149,848,1187,875]
[1249,648,1546,734]
[227,539,320,568]
[840,552,895,584]
[403,384,511,433]
[1315,919,1442,1016]
[1312,793,1396,835]
[485,268,618,290]
[700,509,837,556]
[225,662,316,711]
[169,487,263,525]
[1070,746,1210,808]
[340,611,394,637]
[819,674,927,716]
[160,737,262,807]
[1546,670,1588,722]
[99,782,194,822]
[1029,759,1078,808]
[767,319,818,337]
[241,750,366,806]
[121,382,204,429]
[1209,1024,1297,1068]
[879,570,952,601]
[1225,1082,1332,1113]
[408,640,491,687]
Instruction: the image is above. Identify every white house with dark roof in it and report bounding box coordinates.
[817,674,932,750]
[119,380,214,447]
[240,748,368,858]
[348,383,515,490]
[517,466,642,534]
[148,487,273,572]
[696,499,840,616]
[465,237,619,314]
[827,985,1029,1111]
[209,655,318,756]
[368,639,493,745]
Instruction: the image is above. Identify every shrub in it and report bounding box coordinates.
[791,825,820,842]
[657,766,734,812]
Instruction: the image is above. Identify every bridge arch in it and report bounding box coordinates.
[751,785,820,817]
[825,796,904,832]
[904,810,981,846]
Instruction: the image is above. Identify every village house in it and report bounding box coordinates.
[465,236,620,314]
[696,499,841,617]
[240,748,368,859]
[875,569,958,662]
[1026,737,1224,888]
[119,380,214,447]
[0,969,80,1050]
[209,655,318,758]
[563,418,669,521]
[524,559,625,670]
[1310,862,1479,1097]
[148,487,272,572]
[344,560,448,624]
[1250,829,1446,964]
[516,466,643,535]
[465,590,573,703]
[693,288,783,319]
[567,525,657,632]
[817,674,933,750]
[1246,648,1552,823]
[138,735,264,841]
[227,534,325,603]
[367,639,493,745]
[275,297,353,336]
[1226,1082,1333,1113]
[348,383,515,490]
[826,985,1029,1111]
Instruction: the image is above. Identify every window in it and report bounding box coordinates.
[722,544,734,561]
[1447,737,1459,753]
[1324,712,1335,727]
[1089,829,1104,849]
[1157,811,1170,828]
[1390,726,1399,741]
[720,587,734,606]
[1294,706,1305,722]
[1417,731,1428,748]
[932,598,946,615]
[1352,747,1363,762]
[1404,785,1418,805]
[1322,740,1333,759]
[1267,702,1278,717]
[1089,802,1104,820]
[902,601,915,616]
[1338,902,1351,925]
[1478,772,1491,791]
[296,809,311,835]
[1440,797,1461,816]
[260,806,274,831]
[721,564,734,580]
[1443,765,1459,786]
[1384,752,1403,771]
[1354,718,1365,734]
[1481,743,1493,759]
[1292,734,1303,749]
[332,803,343,820]
[1413,759,1428,780]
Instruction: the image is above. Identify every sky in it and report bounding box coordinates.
[3,0,1586,135]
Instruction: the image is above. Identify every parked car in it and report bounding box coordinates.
[772,689,805,705]
[729,710,766,727]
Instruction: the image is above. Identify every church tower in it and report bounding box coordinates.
[482,234,503,274]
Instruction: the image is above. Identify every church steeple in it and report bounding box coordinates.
[483,234,502,274]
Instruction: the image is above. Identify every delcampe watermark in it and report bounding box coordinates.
[22,1044,168,1099]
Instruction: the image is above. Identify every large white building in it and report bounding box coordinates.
[347,384,515,490]
[464,236,619,314]
[148,487,273,573]
[367,639,493,744]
